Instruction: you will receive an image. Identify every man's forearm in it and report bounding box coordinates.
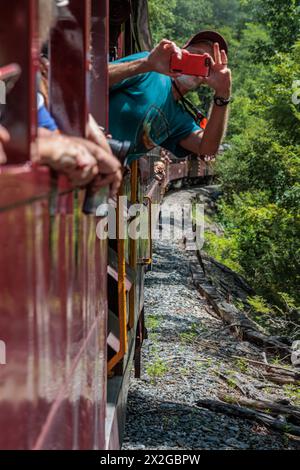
[109,58,151,88]
[198,102,229,155]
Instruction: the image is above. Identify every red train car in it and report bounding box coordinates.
[0,0,212,450]
[0,0,109,450]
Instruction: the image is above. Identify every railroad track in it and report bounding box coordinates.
[123,188,300,451]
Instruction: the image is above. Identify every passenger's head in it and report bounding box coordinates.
[176,31,228,91]
[183,30,228,56]
[187,41,214,57]
[38,0,57,49]
[177,41,214,90]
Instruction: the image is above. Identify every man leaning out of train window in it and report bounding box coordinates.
[34,0,122,195]
[108,31,231,165]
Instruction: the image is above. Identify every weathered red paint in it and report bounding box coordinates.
[168,161,189,182]
[50,0,90,137]
[0,0,107,450]
[90,0,109,128]
[0,0,38,163]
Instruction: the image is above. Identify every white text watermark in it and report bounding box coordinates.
[96,198,205,251]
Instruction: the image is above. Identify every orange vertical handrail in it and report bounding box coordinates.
[142,195,153,265]
[107,183,128,372]
[128,160,138,329]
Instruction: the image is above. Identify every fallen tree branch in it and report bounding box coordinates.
[263,373,300,386]
[214,371,249,396]
[231,356,300,377]
[196,399,300,437]
[255,383,282,390]
[219,394,300,424]
[214,370,266,399]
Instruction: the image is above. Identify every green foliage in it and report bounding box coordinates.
[214,192,300,307]
[148,0,177,44]
[234,358,248,373]
[179,324,198,344]
[247,296,272,315]
[283,384,300,406]
[171,0,214,45]
[256,0,300,53]
[204,229,242,273]
[146,357,168,383]
[146,314,161,330]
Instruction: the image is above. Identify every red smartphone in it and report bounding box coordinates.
[170,50,211,77]
[0,63,21,95]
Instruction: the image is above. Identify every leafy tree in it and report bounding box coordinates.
[256,0,300,53]
[148,0,177,44]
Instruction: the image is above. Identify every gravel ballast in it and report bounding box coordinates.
[122,189,300,450]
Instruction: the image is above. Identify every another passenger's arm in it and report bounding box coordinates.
[70,137,122,197]
[36,125,122,197]
[35,135,99,187]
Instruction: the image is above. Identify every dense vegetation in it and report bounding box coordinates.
[148,0,300,331]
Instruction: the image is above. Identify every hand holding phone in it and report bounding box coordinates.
[170,50,211,77]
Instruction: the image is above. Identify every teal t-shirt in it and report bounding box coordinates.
[109,52,201,163]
